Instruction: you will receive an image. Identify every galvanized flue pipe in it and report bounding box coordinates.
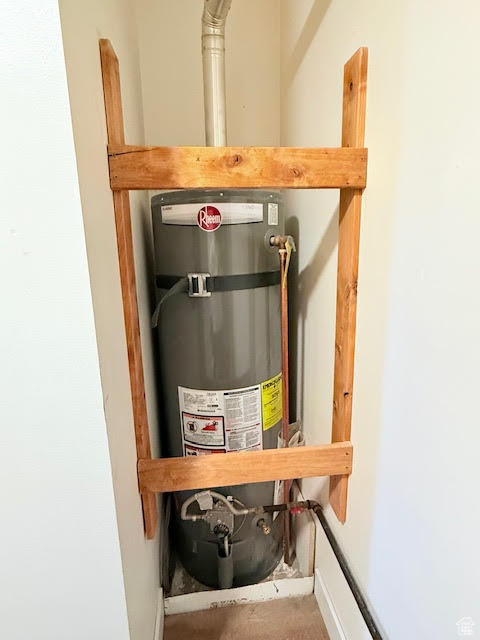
[202,0,232,146]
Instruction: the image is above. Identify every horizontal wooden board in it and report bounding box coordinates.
[138,442,352,494]
[108,145,367,190]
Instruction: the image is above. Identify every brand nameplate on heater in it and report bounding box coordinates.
[161,202,263,225]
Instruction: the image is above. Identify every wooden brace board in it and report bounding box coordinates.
[330,48,368,522]
[108,144,367,190]
[99,39,367,537]
[139,442,352,494]
[99,39,158,539]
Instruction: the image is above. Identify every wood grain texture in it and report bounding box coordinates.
[107,145,367,190]
[99,39,157,539]
[138,442,352,494]
[99,40,124,145]
[330,48,368,523]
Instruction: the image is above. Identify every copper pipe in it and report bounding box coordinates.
[279,247,292,565]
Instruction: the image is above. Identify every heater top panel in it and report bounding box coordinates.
[151,189,284,277]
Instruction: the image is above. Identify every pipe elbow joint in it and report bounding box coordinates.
[202,0,232,33]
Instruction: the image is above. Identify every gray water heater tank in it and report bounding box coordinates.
[151,189,284,588]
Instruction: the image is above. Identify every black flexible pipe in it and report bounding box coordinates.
[310,501,384,640]
[261,500,384,639]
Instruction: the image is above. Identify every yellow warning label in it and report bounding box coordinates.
[261,372,283,431]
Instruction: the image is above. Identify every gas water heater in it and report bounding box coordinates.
[150,0,292,589]
[152,189,285,588]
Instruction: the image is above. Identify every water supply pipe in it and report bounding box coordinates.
[202,0,232,145]
[270,235,296,565]
[279,246,291,564]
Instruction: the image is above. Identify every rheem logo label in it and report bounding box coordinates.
[197,205,222,232]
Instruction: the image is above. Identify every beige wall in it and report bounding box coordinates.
[135,0,280,148]
[281,0,480,638]
[1,1,130,637]
[59,2,160,639]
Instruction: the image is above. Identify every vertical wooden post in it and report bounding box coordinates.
[99,39,157,539]
[330,48,368,523]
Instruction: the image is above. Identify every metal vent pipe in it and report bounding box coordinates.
[202,0,232,146]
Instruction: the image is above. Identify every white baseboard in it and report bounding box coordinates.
[153,588,164,640]
[164,576,314,616]
[314,569,347,640]
[311,508,373,640]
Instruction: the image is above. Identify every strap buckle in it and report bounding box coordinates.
[187,273,211,297]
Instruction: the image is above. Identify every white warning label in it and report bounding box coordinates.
[178,384,263,456]
[182,412,225,447]
[268,202,279,225]
[185,444,226,456]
